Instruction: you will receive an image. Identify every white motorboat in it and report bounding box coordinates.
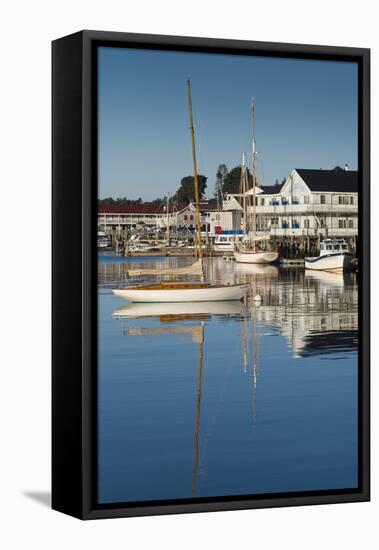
[305,239,353,272]
[213,234,235,251]
[97,231,110,249]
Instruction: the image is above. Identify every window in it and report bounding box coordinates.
[304,195,310,204]
[190,215,194,221]
[339,219,347,229]
[184,215,188,221]
[304,219,310,229]
[348,219,354,228]
[320,195,326,204]
[260,198,265,206]
[292,196,299,204]
[270,217,279,227]
[338,195,353,205]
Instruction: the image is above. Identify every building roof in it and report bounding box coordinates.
[224,186,240,195]
[260,184,283,195]
[296,169,358,193]
[199,201,218,212]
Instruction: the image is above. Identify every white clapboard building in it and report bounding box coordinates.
[249,168,358,239]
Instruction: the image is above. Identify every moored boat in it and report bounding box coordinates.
[233,100,278,265]
[305,239,353,272]
[113,281,249,302]
[214,234,235,251]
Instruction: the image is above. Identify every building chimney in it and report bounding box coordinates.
[344,163,349,171]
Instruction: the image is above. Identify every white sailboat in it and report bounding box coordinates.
[234,99,278,265]
[112,80,249,303]
[112,281,249,303]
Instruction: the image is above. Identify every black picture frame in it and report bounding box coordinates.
[52,30,370,520]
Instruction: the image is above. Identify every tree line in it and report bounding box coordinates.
[98,165,345,206]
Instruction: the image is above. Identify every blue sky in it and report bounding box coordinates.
[98,47,358,201]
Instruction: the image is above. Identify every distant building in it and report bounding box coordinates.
[98,168,358,241]
[175,200,241,234]
[97,202,187,233]
[253,168,358,239]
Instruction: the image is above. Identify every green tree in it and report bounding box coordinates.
[98,197,143,205]
[222,166,252,194]
[175,175,207,204]
[332,165,344,172]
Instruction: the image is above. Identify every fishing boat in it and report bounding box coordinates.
[233,99,278,265]
[304,239,353,272]
[112,80,249,303]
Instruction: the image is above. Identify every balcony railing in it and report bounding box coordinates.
[254,203,358,214]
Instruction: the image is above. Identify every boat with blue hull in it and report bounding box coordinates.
[305,239,353,272]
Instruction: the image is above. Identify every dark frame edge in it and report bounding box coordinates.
[359,47,370,502]
[52,30,86,520]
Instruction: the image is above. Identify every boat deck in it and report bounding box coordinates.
[132,282,212,290]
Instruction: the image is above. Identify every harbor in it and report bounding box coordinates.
[98,165,358,268]
[98,254,358,502]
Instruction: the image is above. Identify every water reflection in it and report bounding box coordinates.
[98,255,358,503]
[114,300,255,497]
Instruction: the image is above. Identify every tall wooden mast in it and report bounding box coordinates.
[252,97,257,248]
[187,80,204,270]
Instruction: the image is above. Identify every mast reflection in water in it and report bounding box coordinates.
[98,255,358,503]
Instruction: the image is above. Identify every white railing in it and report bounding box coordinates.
[268,227,357,237]
[254,203,358,214]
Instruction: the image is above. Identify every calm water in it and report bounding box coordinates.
[98,254,358,504]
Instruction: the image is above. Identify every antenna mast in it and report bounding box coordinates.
[166,193,170,245]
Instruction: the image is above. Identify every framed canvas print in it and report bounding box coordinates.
[52,30,370,519]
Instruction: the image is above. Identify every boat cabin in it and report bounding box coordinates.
[320,239,350,256]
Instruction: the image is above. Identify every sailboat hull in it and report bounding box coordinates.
[112,283,249,303]
[234,250,279,264]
